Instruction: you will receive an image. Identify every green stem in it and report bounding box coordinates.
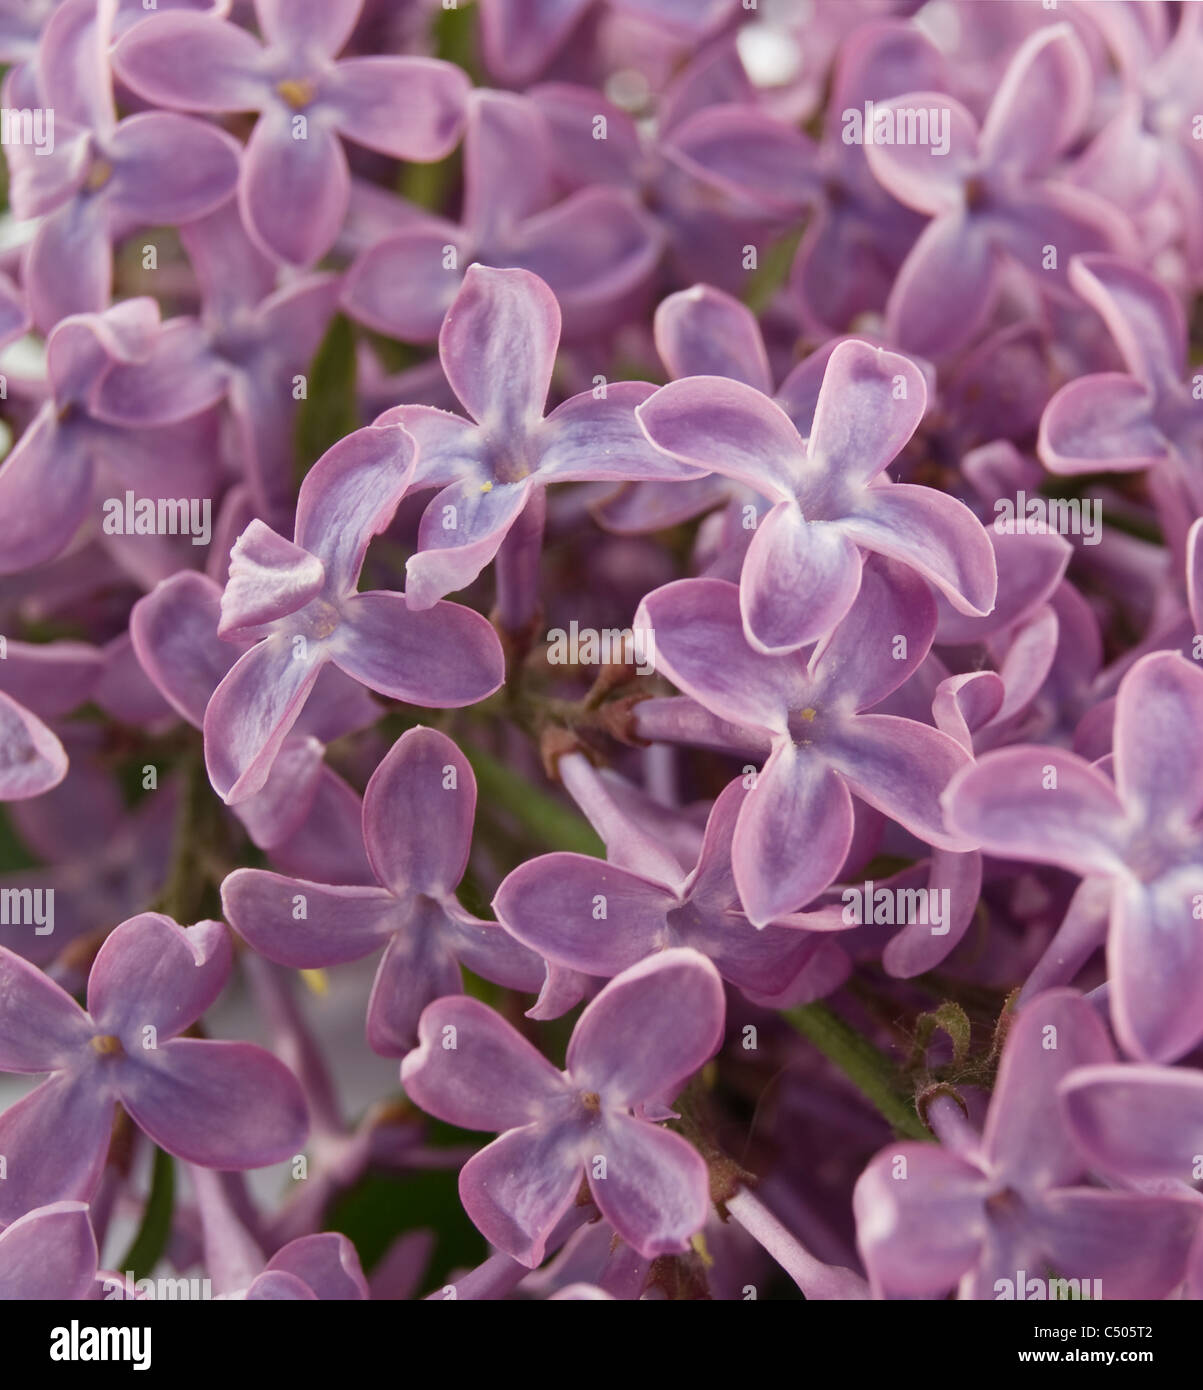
[784,1002,930,1142]
[461,744,603,857]
[118,1145,175,1280]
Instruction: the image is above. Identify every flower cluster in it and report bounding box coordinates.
[1,0,1202,1305]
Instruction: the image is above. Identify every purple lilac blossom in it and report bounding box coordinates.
[1,0,1202,1308]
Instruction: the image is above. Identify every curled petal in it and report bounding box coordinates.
[0,692,69,802]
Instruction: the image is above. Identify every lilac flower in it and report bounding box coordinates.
[222,726,545,1055]
[0,1202,98,1300]
[636,338,996,652]
[7,0,241,329]
[0,913,307,1225]
[597,286,862,538]
[1038,254,1203,517]
[788,17,944,336]
[634,557,973,926]
[0,746,174,967]
[854,990,1199,1300]
[109,197,343,520]
[374,264,702,612]
[203,424,505,803]
[863,24,1134,359]
[342,90,661,344]
[478,0,737,84]
[113,0,470,265]
[495,775,844,1005]
[131,569,375,878]
[1077,4,1203,269]
[529,63,817,293]
[401,947,724,1266]
[240,1234,369,1301]
[944,650,1203,1063]
[0,298,221,575]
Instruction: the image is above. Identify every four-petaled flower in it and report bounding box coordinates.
[401,948,725,1266]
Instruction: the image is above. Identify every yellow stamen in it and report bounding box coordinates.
[276,78,316,109]
[85,160,113,193]
[90,1034,124,1055]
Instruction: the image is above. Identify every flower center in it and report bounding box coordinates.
[787,706,819,745]
[581,1091,601,1113]
[276,78,316,110]
[90,1034,124,1056]
[964,176,989,212]
[303,599,340,640]
[84,159,113,193]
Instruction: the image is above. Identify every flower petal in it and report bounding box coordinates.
[0,1202,97,1301]
[982,988,1114,1190]
[87,914,232,1043]
[327,56,467,161]
[636,376,804,502]
[219,521,326,637]
[841,482,997,618]
[457,1122,583,1268]
[635,578,797,735]
[203,633,328,804]
[0,692,69,802]
[1059,1063,1203,1182]
[119,1038,307,1167]
[331,593,504,705]
[588,1113,709,1258]
[0,947,90,1071]
[241,107,349,267]
[653,284,772,393]
[853,1144,988,1298]
[567,948,724,1107]
[0,1074,112,1225]
[401,994,567,1131]
[113,12,267,111]
[1109,867,1203,1063]
[740,502,862,654]
[363,727,475,898]
[294,424,417,596]
[494,854,673,977]
[221,871,396,967]
[439,264,559,431]
[943,746,1128,877]
[806,339,928,489]
[733,741,854,925]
